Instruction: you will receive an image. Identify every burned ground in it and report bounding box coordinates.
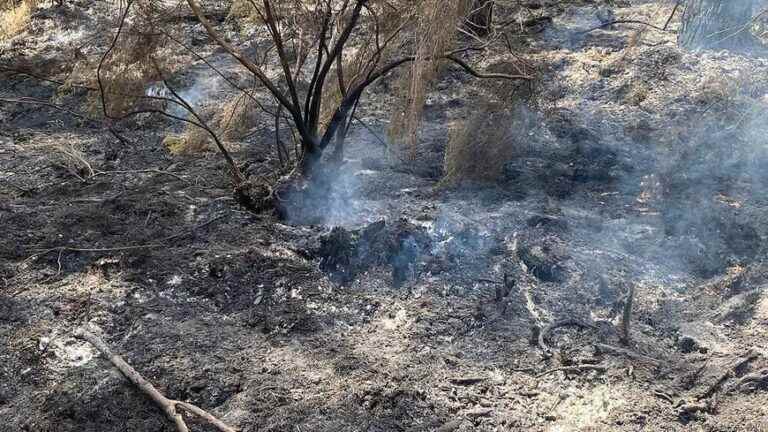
[2,1,768,431]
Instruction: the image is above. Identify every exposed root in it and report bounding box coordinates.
[73,326,238,432]
[619,283,635,345]
[676,348,763,417]
[537,318,597,357]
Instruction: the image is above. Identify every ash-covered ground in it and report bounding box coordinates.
[2,1,768,431]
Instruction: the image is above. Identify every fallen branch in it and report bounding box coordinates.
[536,364,607,379]
[73,327,237,432]
[736,368,768,389]
[677,350,762,417]
[697,349,760,401]
[445,54,532,80]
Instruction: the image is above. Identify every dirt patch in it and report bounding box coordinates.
[3,1,768,432]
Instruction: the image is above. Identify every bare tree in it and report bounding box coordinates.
[88,0,530,211]
[184,0,529,174]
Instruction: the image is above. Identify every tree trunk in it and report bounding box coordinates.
[299,142,322,175]
[678,0,758,51]
[466,0,494,37]
[330,120,348,163]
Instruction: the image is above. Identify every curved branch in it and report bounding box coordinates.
[445,55,532,80]
[319,52,531,150]
[307,0,369,133]
[578,19,673,35]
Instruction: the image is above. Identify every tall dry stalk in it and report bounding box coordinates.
[389,0,471,160]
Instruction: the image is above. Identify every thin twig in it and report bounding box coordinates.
[578,19,673,35]
[352,115,388,147]
[92,168,188,183]
[594,343,661,366]
[663,2,680,31]
[27,215,224,257]
[536,364,607,379]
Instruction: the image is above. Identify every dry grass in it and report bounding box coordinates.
[0,0,39,41]
[27,134,96,179]
[388,0,471,160]
[163,94,256,156]
[442,107,517,184]
[214,93,258,141]
[162,131,211,155]
[59,0,185,118]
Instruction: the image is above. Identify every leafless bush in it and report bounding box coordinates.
[185,0,531,175]
[50,0,531,210]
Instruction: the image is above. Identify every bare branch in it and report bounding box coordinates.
[73,326,237,432]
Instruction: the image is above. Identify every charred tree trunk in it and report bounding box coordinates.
[466,0,494,37]
[298,139,322,175]
[678,0,759,51]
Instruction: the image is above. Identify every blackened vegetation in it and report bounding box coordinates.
[504,113,633,200]
[317,219,431,286]
[660,130,765,277]
[517,233,570,283]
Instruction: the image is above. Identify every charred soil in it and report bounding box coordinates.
[2,1,768,431]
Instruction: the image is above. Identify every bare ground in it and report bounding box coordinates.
[2,1,768,431]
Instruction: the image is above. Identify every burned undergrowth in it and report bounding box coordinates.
[2,1,768,432]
